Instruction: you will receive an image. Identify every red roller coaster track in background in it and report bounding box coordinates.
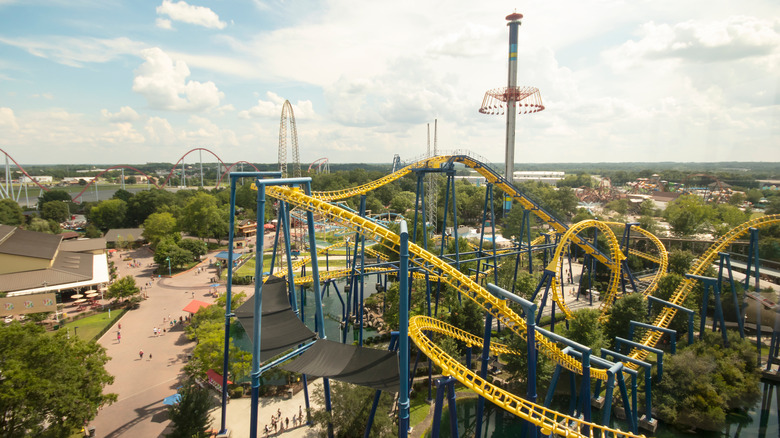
[217,161,260,187]
[0,147,257,203]
[307,157,329,174]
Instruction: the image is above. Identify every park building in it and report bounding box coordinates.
[0,225,110,320]
[512,170,565,185]
[18,175,54,184]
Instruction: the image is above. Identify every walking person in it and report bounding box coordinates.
[139,350,144,359]
[117,332,121,343]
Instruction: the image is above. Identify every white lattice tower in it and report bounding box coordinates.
[278,100,301,178]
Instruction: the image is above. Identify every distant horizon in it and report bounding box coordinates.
[1,2,777,164]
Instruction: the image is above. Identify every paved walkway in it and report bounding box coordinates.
[90,247,249,437]
[211,381,323,438]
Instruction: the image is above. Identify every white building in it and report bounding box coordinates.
[513,171,565,185]
[19,175,53,184]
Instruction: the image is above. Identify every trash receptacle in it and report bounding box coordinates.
[88,426,95,437]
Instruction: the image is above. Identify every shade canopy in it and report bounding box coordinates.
[235,276,317,362]
[162,394,181,406]
[236,275,399,392]
[281,339,400,393]
[182,300,212,314]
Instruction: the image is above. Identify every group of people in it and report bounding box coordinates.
[263,406,305,436]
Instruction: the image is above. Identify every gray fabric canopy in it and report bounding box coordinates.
[236,275,400,392]
[281,339,400,393]
[235,275,317,362]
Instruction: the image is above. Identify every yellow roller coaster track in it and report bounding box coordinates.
[265,184,644,438]
[311,155,620,271]
[630,214,780,364]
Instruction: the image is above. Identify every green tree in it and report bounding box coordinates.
[84,224,103,238]
[565,308,605,350]
[664,195,713,236]
[112,188,134,203]
[142,212,178,247]
[178,192,227,241]
[126,189,177,226]
[311,381,397,437]
[602,292,647,348]
[604,199,629,215]
[667,249,695,275]
[89,199,128,230]
[0,198,24,226]
[27,217,57,234]
[0,322,117,436]
[655,332,760,431]
[166,379,213,438]
[107,275,140,301]
[179,238,208,259]
[37,189,71,210]
[154,237,194,270]
[41,200,70,223]
[389,191,415,214]
[638,199,656,217]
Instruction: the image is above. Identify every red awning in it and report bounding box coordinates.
[207,369,232,385]
[264,223,275,229]
[182,300,212,314]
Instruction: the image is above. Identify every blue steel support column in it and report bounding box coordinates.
[302,181,332,438]
[399,221,411,438]
[279,202,298,314]
[358,195,367,346]
[718,252,745,338]
[744,227,760,290]
[688,273,729,346]
[536,326,592,429]
[249,180,267,438]
[486,283,537,437]
[430,379,447,438]
[446,379,459,438]
[219,175,238,434]
[647,295,695,346]
[475,303,493,438]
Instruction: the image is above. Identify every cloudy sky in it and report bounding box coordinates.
[0,0,778,167]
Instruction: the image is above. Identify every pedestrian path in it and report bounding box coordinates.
[90,248,224,437]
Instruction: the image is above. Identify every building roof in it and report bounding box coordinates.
[0,226,61,260]
[0,251,94,292]
[60,238,107,253]
[104,228,145,243]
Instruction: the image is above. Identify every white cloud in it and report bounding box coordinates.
[132,47,224,111]
[101,106,140,123]
[606,17,780,71]
[238,92,315,119]
[156,18,173,30]
[101,122,145,144]
[0,107,19,130]
[156,0,226,30]
[145,117,178,145]
[0,36,145,67]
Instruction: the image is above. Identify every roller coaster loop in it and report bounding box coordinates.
[0,147,257,202]
[265,183,644,437]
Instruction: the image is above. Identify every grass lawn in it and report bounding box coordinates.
[409,389,432,428]
[234,253,276,277]
[53,309,126,342]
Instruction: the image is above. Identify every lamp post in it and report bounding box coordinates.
[166,257,171,277]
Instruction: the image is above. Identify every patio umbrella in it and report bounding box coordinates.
[70,294,84,299]
[209,283,220,287]
[162,394,181,406]
[74,298,87,304]
[85,292,98,298]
